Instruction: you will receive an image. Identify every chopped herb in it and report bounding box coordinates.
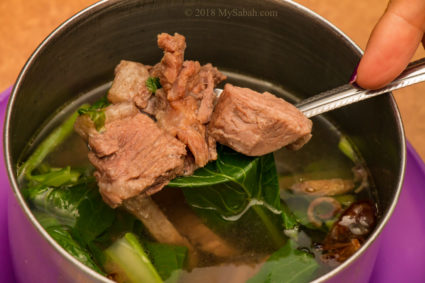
[78,96,110,132]
[146,77,162,94]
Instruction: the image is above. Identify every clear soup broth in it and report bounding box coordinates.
[20,71,378,283]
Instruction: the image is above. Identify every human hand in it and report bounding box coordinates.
[354,0,425,89]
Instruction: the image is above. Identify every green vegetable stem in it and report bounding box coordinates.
[338,136,358,163]
[104,233,163,283]
[18,105,88,180]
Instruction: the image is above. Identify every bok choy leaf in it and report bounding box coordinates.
[169,145,286,249]
[35,212,104,274]
[247,239,318,283]
[30,166,80,187]
[25,173,115,243]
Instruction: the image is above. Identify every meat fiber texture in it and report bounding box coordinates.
[208,84,313,156]
[75,103,187,207]
[75,33,226,207]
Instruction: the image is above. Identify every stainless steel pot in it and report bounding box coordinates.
[4,0,405,282]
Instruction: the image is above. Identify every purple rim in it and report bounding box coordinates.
[0,86,16,283]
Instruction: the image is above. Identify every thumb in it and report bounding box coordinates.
[356,0,425,89]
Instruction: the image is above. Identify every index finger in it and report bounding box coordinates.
[356,0,425,89]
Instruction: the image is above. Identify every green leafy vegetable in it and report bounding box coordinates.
[25,175,115,242]
[30,166,80,187]
[169,145,286,249]
[18,106,87,180]
[78,96,110,132]
[104,233,163,283]
[36,213,104,274]
[25,171,118,275]
[146,77,162,94]
[94,211,140,246]
[85,211,143,272]
[247,240,318,283]
[143,241,187,281]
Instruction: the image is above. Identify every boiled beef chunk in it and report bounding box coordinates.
[74,102,139,143]
[196,64,222,124]
[75,104,187,208]
[149,33,226,168]
[167,60,201,101]
[151,33,186,92]
[208,84,312,156]
[156,95,211,167]
[76,33,227,209]
[77,33,313,211]
[108,60,152,108]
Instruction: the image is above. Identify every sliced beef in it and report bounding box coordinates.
[208,84,312,156]
[76,33,226,209]
[150,33,186,92]
[167,60,201,101]
[142,88,168,116]
[196,64,219,124]
[148,33,226,168]
[74,102,138,143]
[75,103,187,208]
[156,95,211,167]
[108,60,152,108]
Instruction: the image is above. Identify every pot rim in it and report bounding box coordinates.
[4,0,406,282]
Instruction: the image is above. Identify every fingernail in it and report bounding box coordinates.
[349,65,358,84]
